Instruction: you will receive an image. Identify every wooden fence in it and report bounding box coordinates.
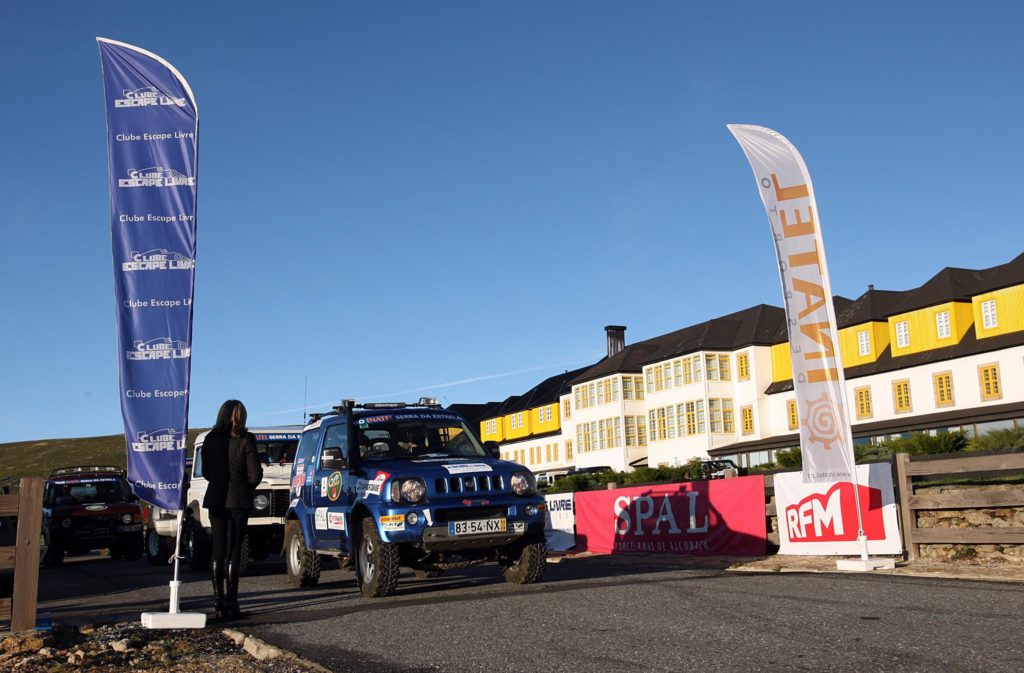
[895,451,1024,561]
[0,478,43,632]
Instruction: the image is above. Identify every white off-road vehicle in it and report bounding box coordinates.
[146,426,302,573]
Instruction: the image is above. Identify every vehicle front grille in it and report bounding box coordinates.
[270,490,290,516]
[433,506,506,523]
[434,474,504,495]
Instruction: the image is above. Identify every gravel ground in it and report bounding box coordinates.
[0,622,320,673]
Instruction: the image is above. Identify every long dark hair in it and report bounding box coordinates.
[212,399,248,437]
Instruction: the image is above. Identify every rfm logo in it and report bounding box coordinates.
[784,482,885,542]
[114,86,186,108]
[613,492,709,536]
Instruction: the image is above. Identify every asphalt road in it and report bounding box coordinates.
[37,553,1024,673]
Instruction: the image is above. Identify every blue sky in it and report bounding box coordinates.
[1,1,1021,442]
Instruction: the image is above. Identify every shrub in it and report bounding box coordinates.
[968,427,1024,452]
[545,458,710,493]
[875,431,968,456]
[774,447,802,469]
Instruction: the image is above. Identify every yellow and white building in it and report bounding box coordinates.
[481,252,1024,473]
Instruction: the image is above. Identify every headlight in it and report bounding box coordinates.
[121,514,133,524]
[253,494,270,510]
[510,471,537,496]
[61,519,72,528]
[391,479,426,504]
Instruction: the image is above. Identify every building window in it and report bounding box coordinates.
[737,353,750,381]
[893,379,912,413]
[855,387,872,419]
[634,375,645,400]
[562,399,571,420]
[979,364,1002,401]
[622,376,633,400]
[787,399,799,431]
[895,321,910,349]
[706,354,730,381]
[933,371,954,407]
[857,330,870,357]
[981,300,998,330]
[565,440,573,461]
[538,408,545,423]
[625,416,637,446]
[936,311,951,340]
[741,406,754,434]
[723,399,734,433]
[709,399,723,433]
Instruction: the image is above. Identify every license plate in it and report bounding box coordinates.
[448,518,506,536]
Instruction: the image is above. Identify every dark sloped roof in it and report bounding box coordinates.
[979,252,1024,295]
[446,402,502,429]
[486,365,592,417]
[570,304,787,385]
[835,287,907,329]
[766,324,1024,394]
[889,266,993,315]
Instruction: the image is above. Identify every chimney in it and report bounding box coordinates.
[868,284,875,291]
[605,325,627,358]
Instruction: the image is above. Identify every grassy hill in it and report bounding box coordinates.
[0,429,207,481]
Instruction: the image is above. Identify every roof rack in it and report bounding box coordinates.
[50,466,124,478]
[307,397,442,424]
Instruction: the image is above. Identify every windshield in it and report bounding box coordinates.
[256,440,298,465]
[46,477,131,506]
[356,413,485,462]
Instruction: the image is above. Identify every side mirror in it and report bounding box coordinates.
[483,441,501,459]
[321,447,347,470]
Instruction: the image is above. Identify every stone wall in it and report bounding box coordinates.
[914,484,1024,563]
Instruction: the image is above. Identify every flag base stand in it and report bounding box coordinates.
[142,580,206,629]
[141,580,206,629]
[836,557,896,572]
[141,611,206,629]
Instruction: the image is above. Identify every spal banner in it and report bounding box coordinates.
[99,38,198,510]
[727,125,854,484]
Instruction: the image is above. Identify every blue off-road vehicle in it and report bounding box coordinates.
[283,399,547,597]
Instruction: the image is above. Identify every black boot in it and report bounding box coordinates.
[211,560,227,619]
[225,560,244,618]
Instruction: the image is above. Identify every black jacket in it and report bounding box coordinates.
[201,430,263,510]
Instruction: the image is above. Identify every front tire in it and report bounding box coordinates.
[285,520,320,588]
[145,529,171,566]
[356,518,400,598]
[185,517,210,571]
[120,532,144,562]
[501,539,546,585]
[43,544,65,568]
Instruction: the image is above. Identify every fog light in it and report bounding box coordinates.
[62,519,72,528]
[406,512,419,526]
[525,505,537,517]
[121,513,133,524]
[253,494,270,510]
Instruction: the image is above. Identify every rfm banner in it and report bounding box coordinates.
[544,493,576,552]
[98,39,198,510]
[775,463,903,555]
[574,476,766,556]
[728,125,856,485]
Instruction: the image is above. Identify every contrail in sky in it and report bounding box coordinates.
[247,355,599,421]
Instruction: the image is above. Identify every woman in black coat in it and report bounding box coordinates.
[202,399,262,619]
